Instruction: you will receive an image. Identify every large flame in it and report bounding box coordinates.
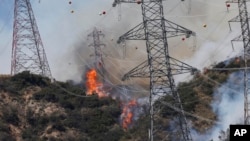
[121,99,137,130]
[86,69,139,129]
[85,69,106,98]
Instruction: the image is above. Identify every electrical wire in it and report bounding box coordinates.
[0,0,12,33]
[165,1,182,14]
[158,100,221,124]
[192,0,229,8]
[199,73,244,95]
[76,51,150,93]
[33,1,244,126]
[208,67,250,71]
[53,81,91,98]
[0,0,13,55]
[63,2,238,96]
[11,0,240,124]
[165,8,237,18]
[0,38,11,55]
[51,0,249,131]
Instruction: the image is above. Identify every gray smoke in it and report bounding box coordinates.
[37,1,247,139]
[192,71,244,141]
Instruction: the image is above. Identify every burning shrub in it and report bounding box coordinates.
[85,69,106,98]
[120,100,138,130]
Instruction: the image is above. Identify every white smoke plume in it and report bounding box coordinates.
[192,71,244,141]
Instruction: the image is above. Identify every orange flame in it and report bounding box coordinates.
[121,99,137,130]
[85,69,106,98]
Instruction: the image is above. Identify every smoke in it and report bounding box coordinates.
[192,71,244,141]
[45,1,248,140]
[165,0,242,72]
[0,0,243,82]
[64,1,246,135]
[83,67,149,129]
[106,83,149,129]
[30,1,249,139]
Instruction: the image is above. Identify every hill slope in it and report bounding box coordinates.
[0,57,242,141]
[0,71,125,141]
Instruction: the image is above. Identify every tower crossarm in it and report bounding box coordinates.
[117,23,145,43]
[122,57,198,81]
[117,20,195,43]
[112,0,163,7]
[238,0,250,124]
[164,19,195,38]
[228,13,250,31]
[229,14,250,23]
[88,43,106,47]
[230,34,245,50]
[232,34,245,42]
[226,0,250,3]
[228,0,250,124]
[169,56,199,75]
[113,0,195,140]
[112,0,139,7]
[122,60,149,81]
[88,29,105,38]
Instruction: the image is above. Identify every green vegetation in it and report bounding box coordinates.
[156,59,237,137]
[0,58,240,140]
[0,71,126,141]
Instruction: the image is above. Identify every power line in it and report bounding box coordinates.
[112,0,198,140]
[226,0,250,125]
[208,67,250,71]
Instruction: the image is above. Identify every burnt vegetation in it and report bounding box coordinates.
[0,58,241,141]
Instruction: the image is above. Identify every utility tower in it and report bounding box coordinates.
[12,0,52,78]
[226,0,250,124]
[88,28,106,82]
[113,0,197,141]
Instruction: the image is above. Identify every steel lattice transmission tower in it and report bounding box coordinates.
[11,0,52,78]
[113,0,197,141]
[88,28,106,82]
[227,0,250,124]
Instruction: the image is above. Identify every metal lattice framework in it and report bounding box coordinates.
[88,28,106,82]
[226,0,250,124]
[113,0,197,140]
[11,0,52,78]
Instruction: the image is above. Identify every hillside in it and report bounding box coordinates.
[0,57,243,141]
[0,71,125,141]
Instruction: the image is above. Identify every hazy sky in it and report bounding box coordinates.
[0,0,246,81]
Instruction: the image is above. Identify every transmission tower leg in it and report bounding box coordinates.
[113,0,195,140]
[88,28,106,83]
[12,0,52,78]
[227,0,250,124]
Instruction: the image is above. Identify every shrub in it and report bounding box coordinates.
[0,121,10,133]
[60,100,75,110]
[0,131,15,141]
[2,107,19,126]
[33,87,59,103]
[52,122,66,132]
[9,71,50,92]
[22,128,33,139]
